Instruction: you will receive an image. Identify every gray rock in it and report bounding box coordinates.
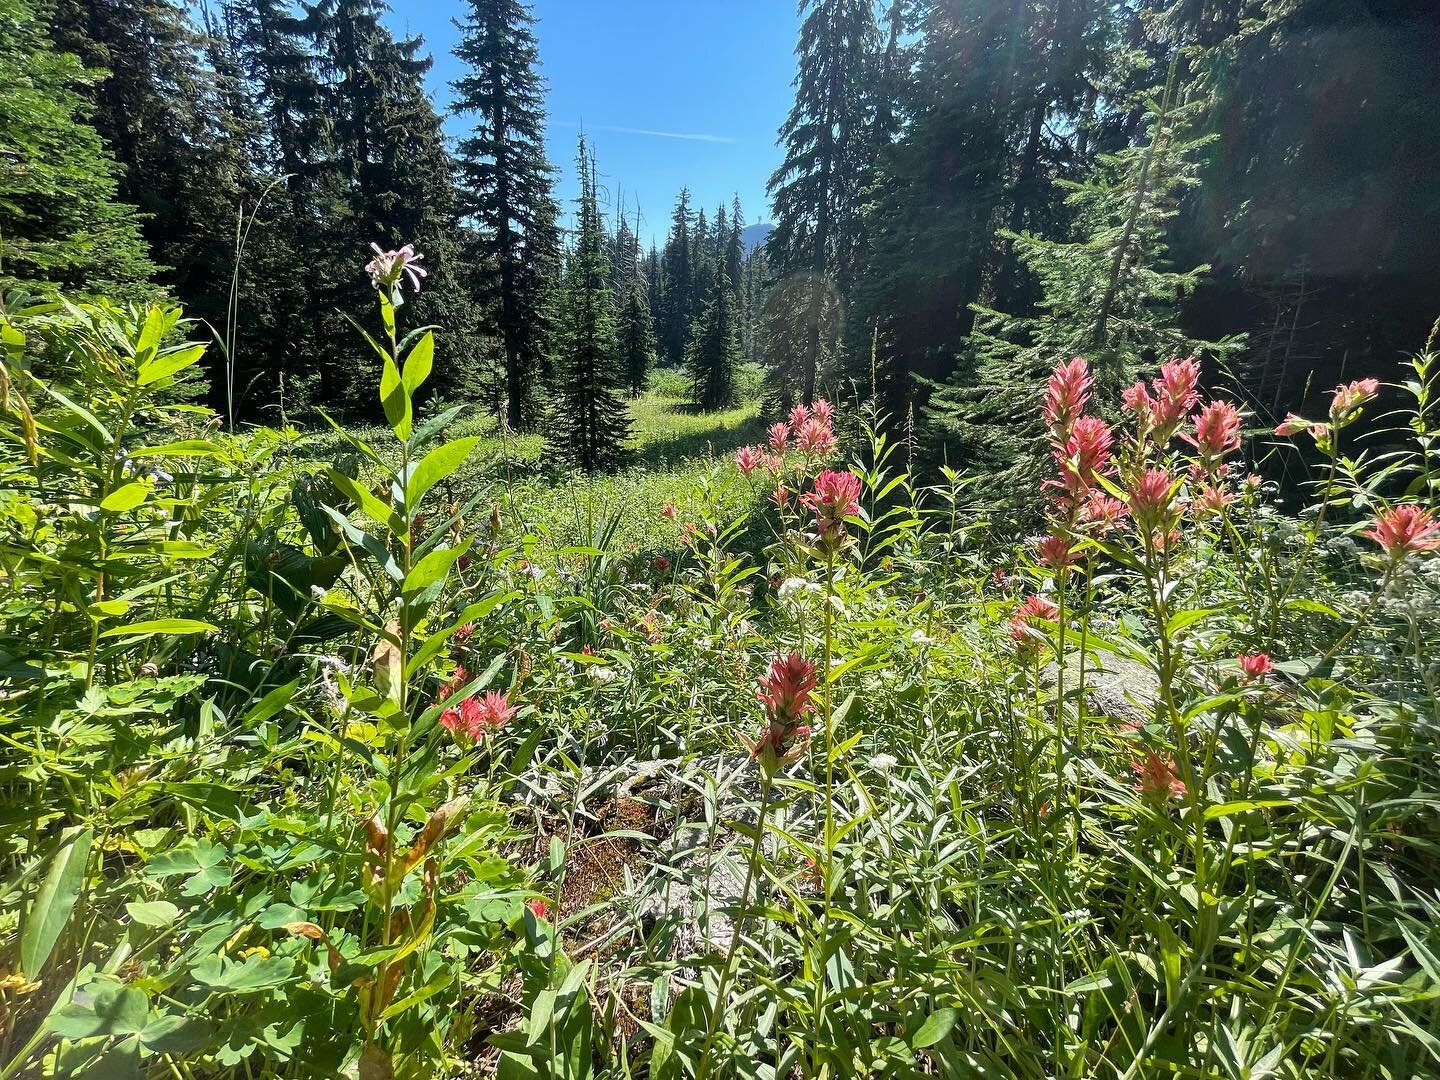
[1042,650,1158,727]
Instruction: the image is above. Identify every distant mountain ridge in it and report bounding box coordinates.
[742,222,773,253]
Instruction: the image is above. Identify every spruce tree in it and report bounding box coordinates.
[921,71,1227,500]
[687,274,741,412]
[0,0,155,296]
[763,0,879,408]
[452,0,558,429]
[551,139,631,472]
[659,189,694,367]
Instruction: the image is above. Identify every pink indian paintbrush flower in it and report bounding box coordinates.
[440,689,516,740]
[735,445,763,475]
[1126,468,1178,531]
[1036,533,1080,568]
[1185,400,1243,463]
[1365,504,1440,563]
[1080,493,1128,534]
[788,403,811,431]
[1274,413,1309,437]
[768,421,791,453]
[750,653,818,769]
[1238,653,1275,680]
[1154,356,1200,418]
[1043,357,1092,437]
[527,897,549,919]
[811,398,835,427]
[796,416,838,455]
[1194,484,1234,515]
[1133,751,1186,801]
[365,243,427,304]
[1009,594,1059,650]
[1053,415,1113,496]
[661,503,678,520]
[1330,378,1380,424]
[803,470,862,527]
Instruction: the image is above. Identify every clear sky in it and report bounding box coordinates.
[384,0,798,249]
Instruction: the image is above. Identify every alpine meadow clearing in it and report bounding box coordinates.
[5,0,1440,1078]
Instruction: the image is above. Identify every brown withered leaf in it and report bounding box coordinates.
[370,621,402,704]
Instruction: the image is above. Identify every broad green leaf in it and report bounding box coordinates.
[403,546,465,601]
[241,680,299,727]
[328,469,404,536]
[190,953,295,993]
[911,1007,958,1048]
[129,440,222,458]
[138,343,206,386]
[380,354,411,440]
[125,901,180,927]
[50,983,148,1039]
[401,331,434,396]
[1204,799,1291,820]
[99,618,216,640]
[139,1013,213,1052]
[100,483,148,512]
[87,599,130,619]
[405,437,481,511]
[22,827,93,977]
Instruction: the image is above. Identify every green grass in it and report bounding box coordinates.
[297,386,771,557]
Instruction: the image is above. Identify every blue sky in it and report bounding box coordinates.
[384,1,799,248]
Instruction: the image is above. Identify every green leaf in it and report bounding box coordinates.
[139,1013,213,1052]
[50,983,147,1038]
[99,619,216,640]
[124,901,180,927]
[401,331,434,397]
[190,953,295,993]
[405,437,481,512]
[911,1007,958,1048]
[327,469,404,537]
[129,440,222,458]
[100,483,148,512]
[137,343,206,386]
[22,827,93,977]
[1204,799,1291,820]
[241,680,299,727]
[380,354,411,440]
[403,547,465,603]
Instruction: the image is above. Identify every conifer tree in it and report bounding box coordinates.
[763,0,879,407]
[452,0,559,429]
[617,204,654,397]
[551,139,631,472]
[0,0,155,296]
[921,71,1227,500]
[659,188,694,366]
[687,274,741,411]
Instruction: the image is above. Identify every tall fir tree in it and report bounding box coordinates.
[551,139,631,472]
[617,203,654,397]
[763,0,879,408]
[452,0,559,429]
[658,188,694,367]
[0,0,155,297]
[687,272,741,412]
[921,69,1227,501]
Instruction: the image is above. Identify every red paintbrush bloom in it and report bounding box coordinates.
[528,897,549,919]
[1043,357,1092,437]
[750,653,818,770]
[1365,504,1440,563]
[1036,533,1080,568]
[1080,493,1128,534]
[788,403,811,432]
[811,398,835,427]
[1126,468,1178,532]
[1133,751,1186,801]
[1009,594,1059,650]
[796,417,837,455]
[768,421,791,453]
[1238,653,1274,680]
[1185,400,1242,463]
[661,503,678,520]
[1153,357,1200,427]
[802,470,862,526]
[1330,378,1380,425]
[1274,413,1308,436]
[736,445,763,475]
[1121,380,1154,421]
[1054,415,1113,496]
